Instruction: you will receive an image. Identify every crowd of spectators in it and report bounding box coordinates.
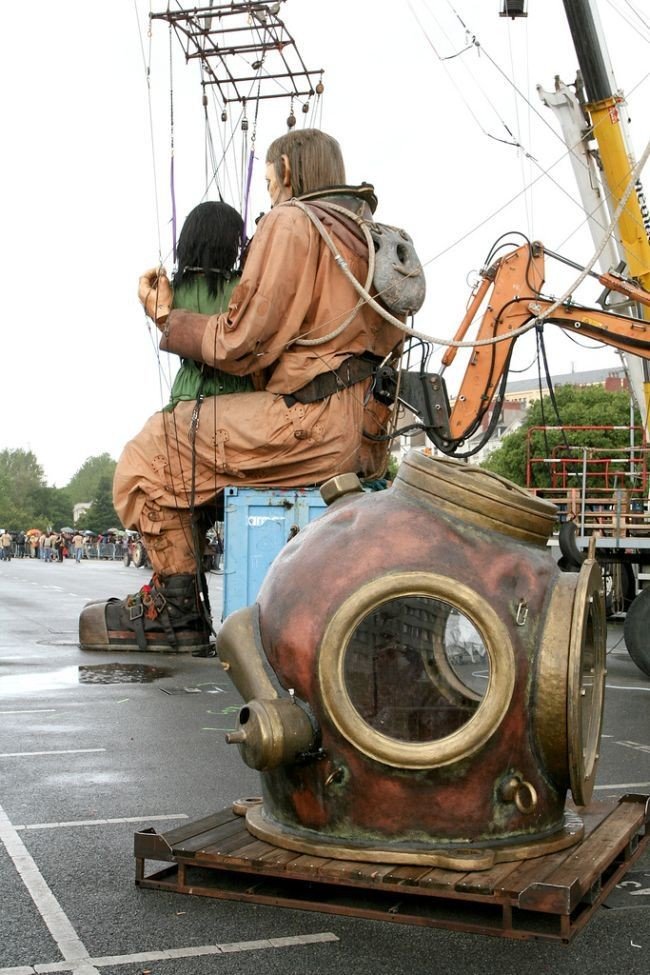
[0,529,130,562]
[1,527,224,570]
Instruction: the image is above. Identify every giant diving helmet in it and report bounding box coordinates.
[218,451,606,869]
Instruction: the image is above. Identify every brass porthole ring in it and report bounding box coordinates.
[317,571,516,769]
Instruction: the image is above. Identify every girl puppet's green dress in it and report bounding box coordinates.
[163,275,253,412]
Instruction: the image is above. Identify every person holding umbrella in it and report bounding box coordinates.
[26,529,40,558]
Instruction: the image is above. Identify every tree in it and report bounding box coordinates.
[0,448,82,529]
[66,453,117,505]
[0,447,45,491]
[76,476,120,533]
[28,486,74,530]
[481,386,641,487]
[0,449,47,528]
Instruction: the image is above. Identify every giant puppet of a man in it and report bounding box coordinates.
[79,129,404,655]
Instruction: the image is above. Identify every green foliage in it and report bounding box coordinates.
[0,447,45,492]
[28,486,74,530]
[0,448,111,530]
[66,453,117,504]
[482,386,640,487]
[75,476,121,534]
[0,449,48,529]
[386,453,400,481]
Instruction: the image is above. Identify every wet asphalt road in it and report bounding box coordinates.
[0,556,649,975]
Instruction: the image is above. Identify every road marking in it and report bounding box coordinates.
[615,740,650,754]
[0,800,100,975]
[0,933,339,974]
[594,781,650,790]
[0,710,57,715]
[0,749,105,758]
[15,815,189,831]
[606,683,650,692]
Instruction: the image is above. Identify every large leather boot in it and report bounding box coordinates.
[79,572,213,654]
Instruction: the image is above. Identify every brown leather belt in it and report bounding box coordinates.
[283,354,381,407]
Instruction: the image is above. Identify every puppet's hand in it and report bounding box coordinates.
[138,267,172,327]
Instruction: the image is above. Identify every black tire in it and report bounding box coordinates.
[557,555,579,573]
[133,541,146,569]
[558,521,585,569]
[623,588,650,678]
[123,551,131,567]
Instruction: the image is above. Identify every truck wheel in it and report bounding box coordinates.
[123,551,131,567]
[623,589,650,678]
[133,541,146,568]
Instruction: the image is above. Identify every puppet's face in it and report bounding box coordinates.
[265,157,291,207]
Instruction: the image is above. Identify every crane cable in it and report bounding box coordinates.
[410,0,650,268]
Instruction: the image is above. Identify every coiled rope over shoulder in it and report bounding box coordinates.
[288,199,376,346]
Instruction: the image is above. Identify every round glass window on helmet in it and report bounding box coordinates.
[318,573,515,769]
[343,596,487,744]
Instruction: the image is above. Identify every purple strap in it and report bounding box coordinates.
[242,148,255,246]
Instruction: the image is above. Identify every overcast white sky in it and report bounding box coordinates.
[0,0,648,486]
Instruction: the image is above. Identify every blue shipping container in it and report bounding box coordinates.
[222,486,327,619]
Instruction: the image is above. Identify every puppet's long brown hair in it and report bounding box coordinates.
[266,129,346,198]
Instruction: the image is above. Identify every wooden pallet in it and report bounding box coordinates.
[134,793,649,942]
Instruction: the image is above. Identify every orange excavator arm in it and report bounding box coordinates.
[442,242,650,442]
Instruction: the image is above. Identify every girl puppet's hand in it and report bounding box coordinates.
[138,267,172,327]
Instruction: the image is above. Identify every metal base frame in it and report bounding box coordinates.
[134,794,649,943]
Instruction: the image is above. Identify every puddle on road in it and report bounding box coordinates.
[78,663,173,684]
[0,663,174,693]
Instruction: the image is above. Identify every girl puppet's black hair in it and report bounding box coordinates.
[173,201,244,297]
